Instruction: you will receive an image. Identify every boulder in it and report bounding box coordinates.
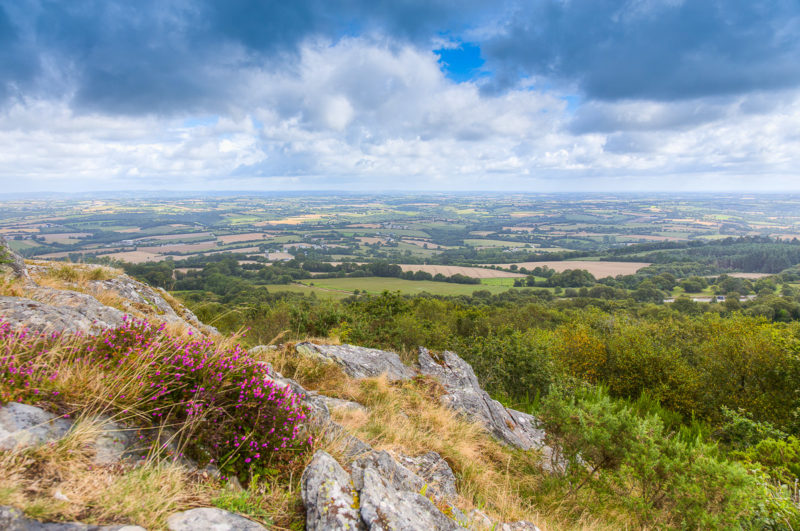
[319,396,368,414]
[0,295,125,336]
[0,237,33,284]
[91,419,139,466]
[350,450,426,495]
[295,343,414,381]
[86,277,216,335]
[0,505,144,530]
[301,451,364,531]
[395,451,458,503]
[417,348,546,449]
[418,348,559,471]
[0,402,72,451]
[166,508,266,531]
[359,467,461,531]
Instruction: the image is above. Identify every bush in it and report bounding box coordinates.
[539,386,787,529]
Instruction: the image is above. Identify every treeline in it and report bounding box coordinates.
[608,236,800,273]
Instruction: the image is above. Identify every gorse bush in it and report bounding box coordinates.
[0,317,311,479]
[539,385,800,529]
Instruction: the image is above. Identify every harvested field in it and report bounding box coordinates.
[38,232,92,243]
[726,272,772,279]
[267,252,293,261]
[217,232,275,244]
[402,239,448,249]
[134,232,212,241]
[398,264,524,278]
[138,242,218,253]
[256,214,323,225]
[357,237,386,244]
[488,261,651,277]
[99,251,165,263]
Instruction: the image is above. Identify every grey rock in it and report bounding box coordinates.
[359,467,461,531]
[417,348,547,451]
[166,508,266,530]
[86,276,216,335]
[247,345,278,356]
[0,295,125,336]
[0,403,72,451]
[91,419,139,465]
[350,450,426,495]
[318,395,367,414]
[0,237,33,283]
[301,451,364,531]
[467,509,541,531]
[296,342,414,381]
[0,505,144,530]
[324,422,373,459]
[395,451,458,503]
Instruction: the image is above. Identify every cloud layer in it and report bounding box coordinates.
[0,0,799,192]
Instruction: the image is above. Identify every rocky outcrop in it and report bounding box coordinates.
[359,465,461,531]
[0,402,72,451]
[0,505,145,530]
[258,360,373,459]
[418,348,561,472]
[0,237,33,284]
[0,241,215,336]
[295,343,415,381]
[84,277,216,335]
[301,451,364,531]
[166,508,267,531]
[350,450,426,496]
[302,449,464,531]
[0,296,125,336]
[395,451,458,503]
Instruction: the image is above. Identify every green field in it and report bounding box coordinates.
[299,277,516,296]
[261,283,352,300]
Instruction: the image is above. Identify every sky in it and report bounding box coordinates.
[1,0,799,193]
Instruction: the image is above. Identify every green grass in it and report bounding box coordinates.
[261,283,352,300]
[6,240,47,251]
[299,277,516,296]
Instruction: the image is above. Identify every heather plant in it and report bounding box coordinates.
[0,317,311,480]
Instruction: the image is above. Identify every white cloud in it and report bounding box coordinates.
[0,37,799,192]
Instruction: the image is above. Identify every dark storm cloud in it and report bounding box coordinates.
[0,0,493,114]
[1,0,798,115]
[483,0,800,100]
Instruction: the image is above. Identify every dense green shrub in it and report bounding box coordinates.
[539,386,800,529]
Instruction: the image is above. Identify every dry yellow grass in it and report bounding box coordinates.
[0,418,212,529]
[257,344,541,524]
[255,343,627,530]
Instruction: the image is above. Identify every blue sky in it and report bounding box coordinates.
[0,0,799,192]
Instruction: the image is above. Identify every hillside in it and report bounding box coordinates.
[0,236,556,529]
[2,236,799,530]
